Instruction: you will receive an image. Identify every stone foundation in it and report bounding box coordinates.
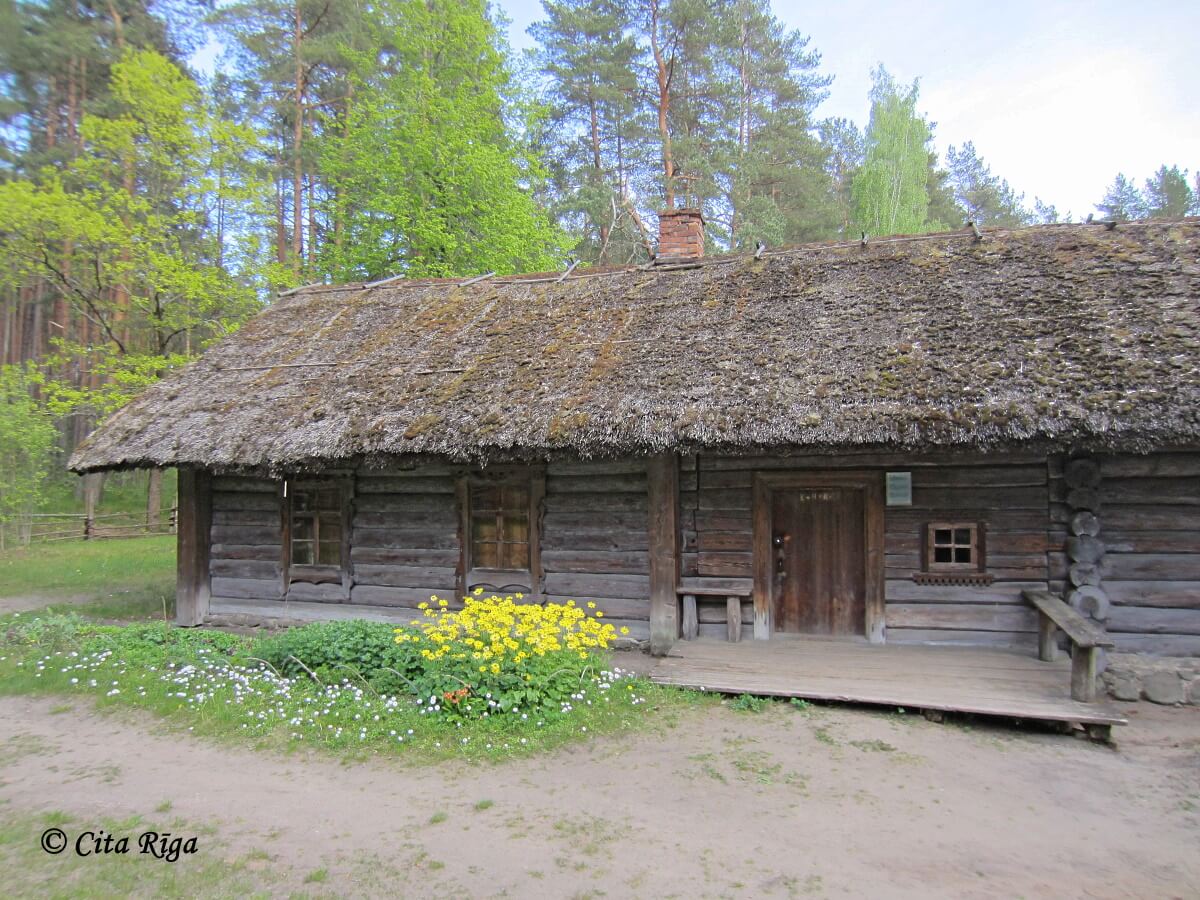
[1102,653,1200,705]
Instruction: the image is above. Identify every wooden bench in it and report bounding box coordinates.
[678,577,754,642]
[1022,589,1115,703]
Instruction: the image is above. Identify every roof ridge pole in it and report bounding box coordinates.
[459,271,497,287]
[364,272,408,289]
[555,259,580,283]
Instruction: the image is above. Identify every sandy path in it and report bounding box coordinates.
[1,694,1197,898]
[0,594,94,615]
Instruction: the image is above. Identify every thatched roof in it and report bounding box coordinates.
[71,220,1200,473]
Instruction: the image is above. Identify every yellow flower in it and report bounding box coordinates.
[595,611,603,617]
[473,587,484,596]
[620,626,630,635]
[587,602,596,609]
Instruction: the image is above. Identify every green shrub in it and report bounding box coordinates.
[251,620,422,694]
[731,693,770,713]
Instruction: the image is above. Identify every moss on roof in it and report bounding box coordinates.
[71,220,1200,472]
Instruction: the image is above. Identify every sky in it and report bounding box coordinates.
[496,0,1200,218]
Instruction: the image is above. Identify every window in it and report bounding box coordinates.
[925,522,983,571]
[470,481,530,571]
[284,481,350,592]
[290,485,343,568]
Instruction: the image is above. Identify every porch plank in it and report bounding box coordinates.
[650,638,1126,728]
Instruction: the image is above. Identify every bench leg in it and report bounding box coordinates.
[1084,723,1113,743]
[1071,645,1098,702]
[727,596,741,643]
[1037,612,1060,661]
[682,594,698,641]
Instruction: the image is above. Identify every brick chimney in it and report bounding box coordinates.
[657,208,705,260]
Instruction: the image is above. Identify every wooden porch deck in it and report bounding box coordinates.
[650,637,1127,729]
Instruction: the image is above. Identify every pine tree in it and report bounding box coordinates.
[1142,165,1193,218]
[1096,173,1147,220]
[818,117,864,238]
[945,141,1029,227]
[212,0,361,277]
[710,0,835,248]
[530,0,645,264]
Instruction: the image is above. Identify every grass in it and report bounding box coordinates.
[0,614,711,766]
[0,807,277,899]
[473,799,494,811]
[0,535,175,606]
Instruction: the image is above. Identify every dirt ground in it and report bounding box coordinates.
[1,672,1198,900]
[0,594,94,615]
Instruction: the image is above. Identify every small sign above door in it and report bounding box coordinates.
[885,472,912,506]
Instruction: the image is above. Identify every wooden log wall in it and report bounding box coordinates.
[208,475,284,602]
[1082,453,1200,656]
[349,467,459,610]
[679,453,1050,647]
[541,460,652,641]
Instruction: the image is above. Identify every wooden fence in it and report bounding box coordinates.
[3,508,178,547]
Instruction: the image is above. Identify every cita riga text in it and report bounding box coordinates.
[62,829,198,862]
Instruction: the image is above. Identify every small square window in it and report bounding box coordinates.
[926,523,982,572]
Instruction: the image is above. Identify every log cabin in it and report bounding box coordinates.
[69,214,1200,678]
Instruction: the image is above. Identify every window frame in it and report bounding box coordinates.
[282,477,353,597]
[924,521,985,573]
[457,468,544,597]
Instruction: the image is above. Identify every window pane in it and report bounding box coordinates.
[934,528,952,545]
[322,521,342,544]
[502,485,529,510]
[502,540,530,570]
[503,514,529,543]
[954,547,972,563]
[954,528,972,545]
[934,546,952,563]
[317,489,339,511]
[293,516,315,542]
[292,540,314,565]
[472,486,499,511]
[318,540,341,566]
[473,515,498,542]
[474,541,499,569]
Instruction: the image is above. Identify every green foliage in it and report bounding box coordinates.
[0,48,272,422]
[0,364,57,530]
[1097,165,1194,221]
[251,619,423,695]
[0,611,682,763]
[1097,173,1147,220]
[731,692,770,712]
[852,66,936,236]
[945,141,1030,227]
[317,0,568,279]
[1142,165,1193,218]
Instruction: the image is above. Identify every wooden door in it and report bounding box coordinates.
[771,488,866,635]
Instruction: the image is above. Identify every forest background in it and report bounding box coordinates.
[0,0,1196,529]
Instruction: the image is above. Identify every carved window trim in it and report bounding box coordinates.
[457,468,545,597]
[282,477,353,598]
[916,521,992,586]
